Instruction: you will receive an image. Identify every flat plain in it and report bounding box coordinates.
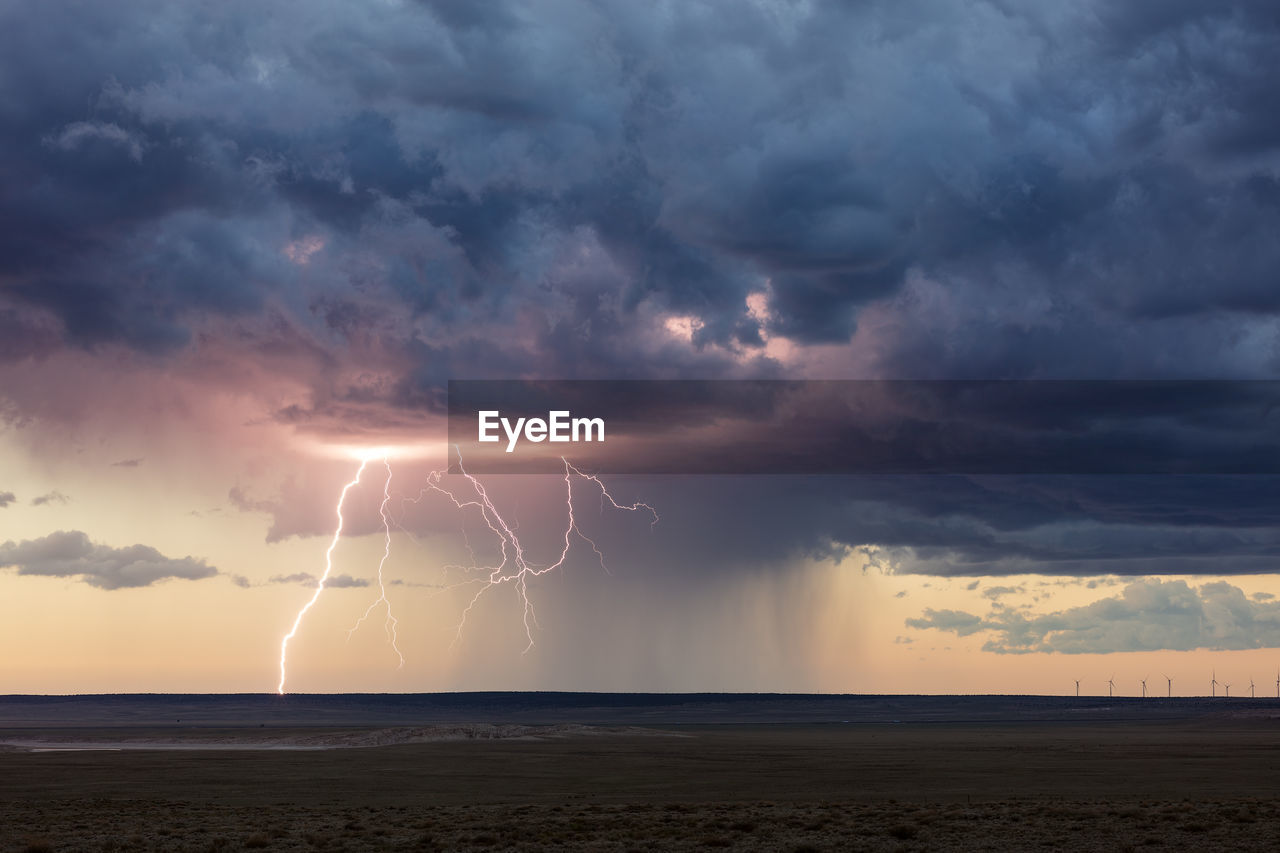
[3,695,1280,851]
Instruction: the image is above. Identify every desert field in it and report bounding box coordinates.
[4,696,1280,851]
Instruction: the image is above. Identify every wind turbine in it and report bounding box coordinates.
[1250,679,1256,699]
[1140,676,1148,698]
[1224,682,1232,698]
[1211,669,1218,698]
[1074,679,1080,697]
[1275,670,1278,699]
[1107,675,1116,697]
[1163,674,1172,698]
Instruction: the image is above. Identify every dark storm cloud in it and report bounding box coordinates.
[6,0,1280,581]
[428,378,1280,582]
[3,0,1280,377]
[0,530,217,589]
[0,308,60,363]
[907,578,1280,654]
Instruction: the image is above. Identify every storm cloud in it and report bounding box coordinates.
[0,530,217,589]
[4,0,1280,388]
[5,0,1280,584]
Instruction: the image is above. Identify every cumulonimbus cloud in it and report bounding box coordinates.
[5,0,1280,587]
[0,530,217,589]
[5,0,1280,386]
[906,578,1280,654]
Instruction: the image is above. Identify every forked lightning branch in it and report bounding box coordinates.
[276,446,654,694]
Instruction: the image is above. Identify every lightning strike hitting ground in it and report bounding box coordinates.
[345,457,403,668]
[276,448,655,694]
[277,458,369,695]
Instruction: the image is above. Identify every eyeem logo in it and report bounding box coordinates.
[478,410,605,453]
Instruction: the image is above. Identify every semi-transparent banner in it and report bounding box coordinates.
[446,380,1280,475]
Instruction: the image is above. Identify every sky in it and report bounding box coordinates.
[4,0,1280,695]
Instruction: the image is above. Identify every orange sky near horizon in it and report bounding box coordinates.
[3,425,1279,696]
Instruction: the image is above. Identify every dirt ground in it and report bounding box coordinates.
[4,720,1280,851]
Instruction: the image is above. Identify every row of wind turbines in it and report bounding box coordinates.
[1073,671,1280,698]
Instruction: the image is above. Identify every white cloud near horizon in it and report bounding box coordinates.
[908,578,1280,654]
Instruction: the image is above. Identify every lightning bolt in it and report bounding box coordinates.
[345,457,403,668]
[276,448,655,693]
[422,450,658,652]
[277,458,369,695]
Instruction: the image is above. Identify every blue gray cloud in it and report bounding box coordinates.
[0,530,217,589]
[4,0,1280,383]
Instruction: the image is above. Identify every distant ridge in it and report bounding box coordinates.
[1,693,1274,728]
